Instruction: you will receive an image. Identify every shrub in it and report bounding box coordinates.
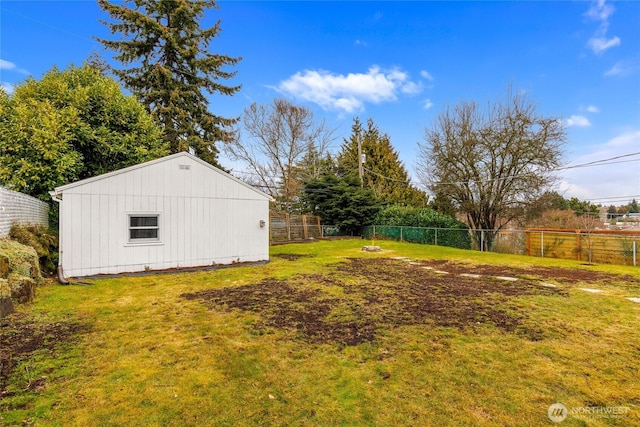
[9,224,58,276]
[374,204,467,229]
[370,205,471,249]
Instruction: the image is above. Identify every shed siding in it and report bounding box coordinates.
[58,154,270,277]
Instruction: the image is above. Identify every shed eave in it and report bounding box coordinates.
[50,152,273,201]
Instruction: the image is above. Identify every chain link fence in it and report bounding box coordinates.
[361,225,472,250]
[360,225,639,266]
[270,218,639,266]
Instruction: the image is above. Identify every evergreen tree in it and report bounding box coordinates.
[296,143,337,184]
[338,118,427,206]
[302,174,380,235]
[629,199,639,214]
[97,0,240,167]
[429,191,457,218]
[566,197,599,216]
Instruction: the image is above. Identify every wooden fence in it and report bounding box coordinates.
[270,212,322,242]
[526,228,639,266]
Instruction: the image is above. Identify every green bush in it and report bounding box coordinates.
[9,224,58,276]
[368,205,471,249]
[374,204,467,229]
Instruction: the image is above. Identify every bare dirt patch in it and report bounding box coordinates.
[418,259,640,284]
[0,313,87,397]
[182,258,600,346]
[272,253,316,261]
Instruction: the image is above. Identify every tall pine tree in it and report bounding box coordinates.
[338,118,427,206]
[97,0,240,167]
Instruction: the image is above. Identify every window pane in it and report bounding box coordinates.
[130,216,158,227]
[130,228,158,239]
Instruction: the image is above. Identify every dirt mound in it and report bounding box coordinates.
[184,258,575,346]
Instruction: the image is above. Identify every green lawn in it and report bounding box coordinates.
[1,239,639,426]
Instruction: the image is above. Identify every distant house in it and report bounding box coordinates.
[50,152,272,278]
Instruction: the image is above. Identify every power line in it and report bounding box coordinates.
[426,152,640,188]
[1,7,96,44]
[583,194,640,202]
[362,166,414,185]
[557,151,640,171]
[228,151,640,189]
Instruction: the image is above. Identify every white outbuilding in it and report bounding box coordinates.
[50,152,272,278]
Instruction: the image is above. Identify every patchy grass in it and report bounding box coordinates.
[1,239,639,426]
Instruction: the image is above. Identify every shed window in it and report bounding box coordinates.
[129,215,159,242]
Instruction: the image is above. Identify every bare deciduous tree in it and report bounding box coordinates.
[224,98,334,212]
[416,89,566,250]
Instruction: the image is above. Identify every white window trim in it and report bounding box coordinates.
[126,213,163,246]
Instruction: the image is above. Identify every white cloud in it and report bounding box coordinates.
[400,80,423,95]
[420,70,434,81]
[559,130,640,201]
[606,130,640,148]
[586,105,600,113]
[0,59,16,70]
[587,35,621,55]
[605,62,624,76]
[585,0,615,21]
[605,59,640,77]
[566,115,591,127]
[423,99,433,110]
[0,58,29,76]
[584,0,620,55]
[276,66,423,113]
[1,82,14,94]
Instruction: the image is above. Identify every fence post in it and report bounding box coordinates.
[302,215,308,239]
[435,228,438,246]
[285,212,291,241]
[541,231,544,258]
[634,240,637,267]
[400,226,403,242]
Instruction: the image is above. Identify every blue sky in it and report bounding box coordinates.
[1,0,639,206]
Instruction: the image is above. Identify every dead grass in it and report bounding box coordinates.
[1,239,639,426]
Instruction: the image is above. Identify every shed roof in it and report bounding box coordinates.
[50,152,273,201]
